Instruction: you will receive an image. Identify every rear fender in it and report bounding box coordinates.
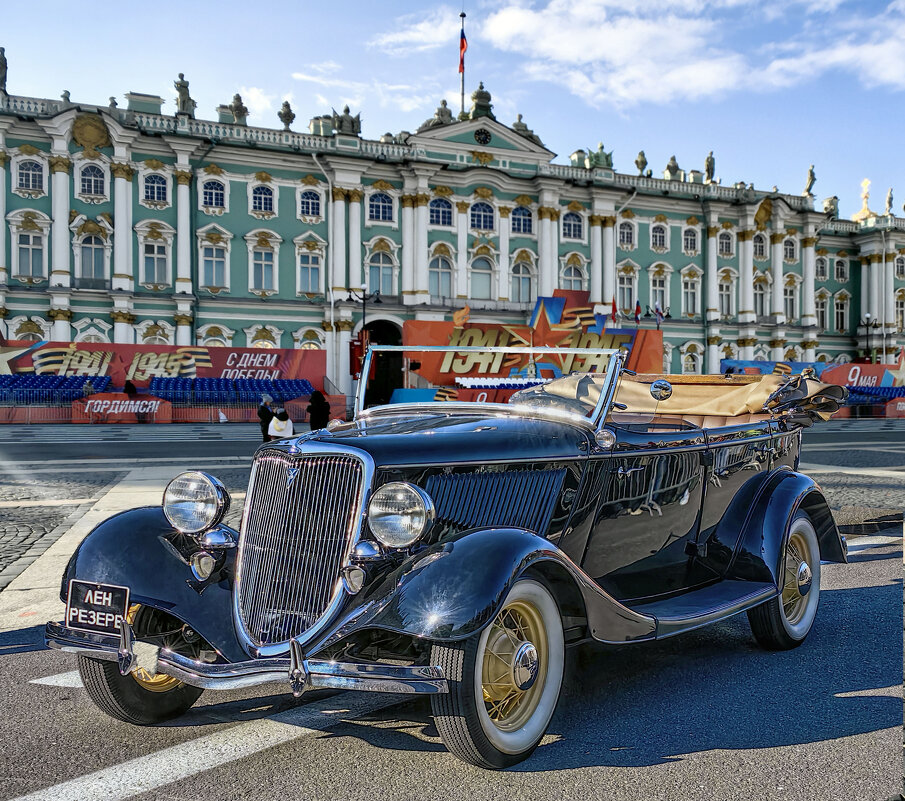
[60,507,247,663]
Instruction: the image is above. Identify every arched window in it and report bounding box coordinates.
[896,257,905,280]
[783,238,796,261]
[144,334,170,346]
[650,274,666,310]
[683,228,697,253]
[815,294,828,331]
[561,264,584,291]
[651,224,667,249]
[470,256,493,299]
[511,261,534,303]
[834,295,849,332]
[682,274,699,316]
[753,282,768,317]
[252,185,273,213]
[429,255,453,297]
[753,233,766,259]
[815,257,827,280]
[617,271,635,312]
[368,251,395,295]
[368,192,393,221]
[252,249,274,290]
[718,275,734,318]
[470,202,494,231]
[429,198,452,226]
[895,290,905,332]
[682,350,701,375]
[144,174,167,202]
[618,221,634,248]
[203,180,225,208]
[299,190,320,217]
[80,236,105,284]
[298,252,320,294]
[18,160,43,190]
[784,285,797,320]
[718,231,733,256]
[511,206,533,235]
[80,165,104,196]
[562,212,583,239]
[834,259,848,281]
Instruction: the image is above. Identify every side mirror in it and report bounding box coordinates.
[650,379,673,402]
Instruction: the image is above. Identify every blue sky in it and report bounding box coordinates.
[4,0,903,217]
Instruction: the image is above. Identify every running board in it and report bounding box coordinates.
[625,580,777,638]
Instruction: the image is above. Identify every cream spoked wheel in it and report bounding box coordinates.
[748,512,821,650]
[431,578,565,769]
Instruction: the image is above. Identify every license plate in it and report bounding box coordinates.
[65,579,130,635]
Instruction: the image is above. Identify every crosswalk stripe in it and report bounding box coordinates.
[12,691,404,801]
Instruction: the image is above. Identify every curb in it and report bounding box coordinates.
[839,520,903,536]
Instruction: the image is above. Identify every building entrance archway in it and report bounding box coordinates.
[363,318,402,407]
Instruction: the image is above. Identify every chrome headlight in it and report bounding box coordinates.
[367,482,434,549]
[163,471,230,534]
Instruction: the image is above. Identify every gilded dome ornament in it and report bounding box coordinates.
[72,115,111,159]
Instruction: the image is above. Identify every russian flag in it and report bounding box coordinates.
[634,301,642,324]
[610,297,618,323]
[459,28,468,73]
[654,301,664,329]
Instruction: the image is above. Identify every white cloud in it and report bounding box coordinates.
[291,71,435,115]
[369,7,462,55]
[238,86,276,122]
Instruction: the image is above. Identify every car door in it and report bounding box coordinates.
[580,425,708,603]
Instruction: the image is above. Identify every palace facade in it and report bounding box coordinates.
[0,74,902,394]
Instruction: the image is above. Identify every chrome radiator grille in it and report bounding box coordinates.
[236,450,364,646]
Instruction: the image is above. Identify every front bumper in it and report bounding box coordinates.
[45,621,448,695]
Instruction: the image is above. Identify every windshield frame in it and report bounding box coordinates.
[354,345,626,429]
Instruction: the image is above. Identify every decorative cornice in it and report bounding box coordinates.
[335,320,354,332]
[347,188,363,203]
[203,163,225,175]
[173,314,193,326]
[371,179,394,192]
[721,221,734,229]
[49,155,71,174]
[254,171,272,183]
[455,200,470,214]
[620,209,635,219]
[473,186,493,200]
[686,215,700,226]
[320,320,334,332]
[538,206,560,220]
[801,236,818,248]
[110,311,136,324]
[736,337,758,347]
[707,226,719,238]
[144,158,166,171]
[471,151,493,166]
[0,151,8,168]
[110,162,134,181]
[401,194,415,208]
[301,174,320,186]
[48,308,72,321]
[432,185,453,197]
[18,144,40,156]
[498,205,512,218]
[602,215,616,228]
[174,169,192,186]
[589,214,604,227]
[513,194,534,207]
[567,200,585,212]
[706,335,722,346]
[736,229,754,242]
[332,186,348,202]
[768,338,787,348]
[414,193,430,207]
[869,253,882,264]
[769,232,785,245]
[801,339,820,349]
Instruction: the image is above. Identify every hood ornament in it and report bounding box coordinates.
[286,467,300,489]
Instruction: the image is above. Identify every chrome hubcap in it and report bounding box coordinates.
[796,561,812,596]
[511,641,539,691]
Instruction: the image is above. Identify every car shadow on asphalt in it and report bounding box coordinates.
[0,624,45,656]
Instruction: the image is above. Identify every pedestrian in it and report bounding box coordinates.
[257,394,274,443]
[82,378,95,396]
[123,379,137,396]
[267,407,294,441]
[306,390,330,430]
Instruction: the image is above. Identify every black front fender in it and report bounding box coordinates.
[60,507,247,663]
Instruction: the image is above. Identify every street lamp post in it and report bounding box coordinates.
[862,313,872,362]
[346,282,381,393]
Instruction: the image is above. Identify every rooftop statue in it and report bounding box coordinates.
[635,150,647,176]
[418,99,455,131]
[512,113,544,146]
[229,93,249,123]
[705,150,715,183]
[278,100,295,131]
[804,164,816,196]
[332,105,361,135]
[174,73,196,117]
[586,141,612,169]
[468,82,496,120]
[822,196,839,218]
[0,47,7,95]
[664,154,681,181]
[885,187,893,216]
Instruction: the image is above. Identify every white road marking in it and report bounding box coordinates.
[0,499,94,508]
[11,692,404,801]
[846,535,902,553]
[29,671,83,688]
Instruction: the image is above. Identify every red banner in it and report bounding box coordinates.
[0,341,325,389]
[73,393,173,424]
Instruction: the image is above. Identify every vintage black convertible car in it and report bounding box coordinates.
[46,347,848,768]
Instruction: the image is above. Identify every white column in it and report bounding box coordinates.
[111,162,134,291]
[400,195,415,302]
[175,314,192,346]
[540,209,558,297]
[414,193,429,302]
[331,188,347,293]
[175,170,192,292]
[0,151,6,284]
[885,255,896,362]
[112,312,134,344]
[603,217,616,308]
[589,216,603,305]
[537,209,551,296]
[860,259,869,321]
[771,231,785,326]
[869,255,881,321]
[738,230,754,324]
[348,189,362,290]
[337,321,352,397]
[49,155,72,288]
[704,224,718,322]
[800,234,817,329]
[498,208,510,299]
[456,202,468,299]
[50,310,71,342]
[706,333,720,375]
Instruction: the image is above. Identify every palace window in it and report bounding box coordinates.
[683,228,697,253]
[834,296,849,332]
[299,190,320,217]
[815,296,828,331]
[618,221,634,248]
[835,259,848,281]
[511,261,534,303]
[562,212,583,240]
[202,245,227,288]
[143,242,167,285]
[753,233,766,259]
[651,224,667,250]
[470,202,494,231]
[368,251,395,295]
[511,206,533,235]
[298,253,320,294]
[617,272,635,312]
[368,192,393,222]
[718,278,733,318]
[561,264,584,291]
[252,250,275,291]
[18,160,43,191]
[80,165,105,196]
[428,198,452,226]
[16,233,44,278]
[682,349,701,375]
[682,276,699,316]
[784,285,798,320]
[896,293,905,332]
[815,257,827,280]
[80,236,105,285]
[144,174,167,203]
[754,283,768,317]
[896,257,905,280]
[429,255,453,297]
[470,256,493,299]
[718,231,733,257]
[202,180,225,208]
[783,239,796,261]
[252,186,273,213]
[650,276,666,311]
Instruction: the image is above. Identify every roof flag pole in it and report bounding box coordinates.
[459,11,468,118]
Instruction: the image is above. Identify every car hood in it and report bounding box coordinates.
[293,410,590,467]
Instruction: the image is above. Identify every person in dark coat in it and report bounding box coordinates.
[257,394,274,442]
[306,390,330,430]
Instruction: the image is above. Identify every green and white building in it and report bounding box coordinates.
[0,76,902,393]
